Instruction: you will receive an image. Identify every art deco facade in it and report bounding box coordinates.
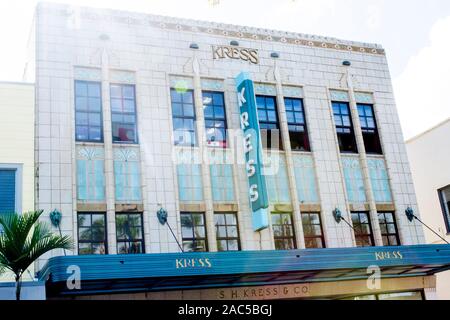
[30,3,444,300]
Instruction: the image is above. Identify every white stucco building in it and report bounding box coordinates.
[406,118,450,300]
[0,81,35,283]
[27,3,450,300]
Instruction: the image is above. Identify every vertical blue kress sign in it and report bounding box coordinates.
[236,72,269,231]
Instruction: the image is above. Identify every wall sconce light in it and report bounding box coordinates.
[405,207,415,223]
[342,60,351,66]
[333,208,342,224]
[270,52,280,58]
[189,43,199,49]
[230,40,239,46]
[50,209,66,256]
[156,207,184,252]
[157,207,168,225]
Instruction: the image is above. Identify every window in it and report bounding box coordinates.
[358,104,382,154]
[342,157,367,203]
[75,81,103,142]
[203,91,227,148]
[114,149,142,202]
[215,213,240,251]
[116,213,144,254]
[181,212,207,252]
[332,102,358,153]
[301,213,325,248]
[76,146,105,202]
[265,156,291,204]
[210,164,235,202]
[284,98,310,151]
[0,169,16,214]
[378,212,400,246]
[293,154,319,203]
[177,164,204,202]
[272,213,296,250]
[256,96,282,150]
[439,185,450,232]
[110,84,138,144]
[351,212,374,247]
[77,213,107,255]
[171,89,196,146]
[368,158,392,203]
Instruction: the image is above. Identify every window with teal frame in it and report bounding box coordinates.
[177,164,203,202]
[342,157,367,203]
[210,164,235,202]
[76,147,105,201]
[367,158,392,203]
[265,156,291,204]
[292,155,319,203]
[114,149,142,202]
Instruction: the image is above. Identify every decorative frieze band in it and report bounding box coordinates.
[46,5,385,57]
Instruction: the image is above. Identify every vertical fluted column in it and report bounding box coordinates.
[192,57,217,252]
[101,49,117,254]
[345,68,383,247]
[273,65,305,249]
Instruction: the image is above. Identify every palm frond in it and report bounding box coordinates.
[0,211,72,276]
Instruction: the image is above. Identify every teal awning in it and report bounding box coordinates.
[38,244,450,297]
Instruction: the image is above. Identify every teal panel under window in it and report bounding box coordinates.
[292,155,319,203]
[342,157,367,203]
[0,169,16,214]
[368,158,392,203]
[114,160,142,202]
[77,159,105,201]
[210,164,235,202]
[265,156,291,204]
[177,164,203,202]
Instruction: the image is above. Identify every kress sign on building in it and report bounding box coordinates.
[213,45,259,64]
[236,72,269,231]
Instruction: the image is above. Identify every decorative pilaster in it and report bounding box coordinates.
[192,57,217,252]
[273,65,305,249]
[345,69,383,247]
[101,48,118,254]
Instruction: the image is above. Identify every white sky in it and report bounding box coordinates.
[1,0,450,139]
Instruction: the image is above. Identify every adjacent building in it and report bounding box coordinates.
[30,3,450,300]
[0,81,35,281]
[406,118,450,300]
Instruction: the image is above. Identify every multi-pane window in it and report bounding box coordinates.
[351,212,374,247]
[215,213,240,251]
[116,213,144,254]
[358,104,382,154]
[203,91,227,148]
[284,98,310,151]
[110,84,138,144]
[378,212,400,246]
[301,213,325,249]
[180,212,207,252]
[272,213,296,250]
[256,96,282,150]
[171,89,196,147]
[75,81,103,142]
[439,185,450,232]
[332,102,358,153]
[77,213,107,255]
